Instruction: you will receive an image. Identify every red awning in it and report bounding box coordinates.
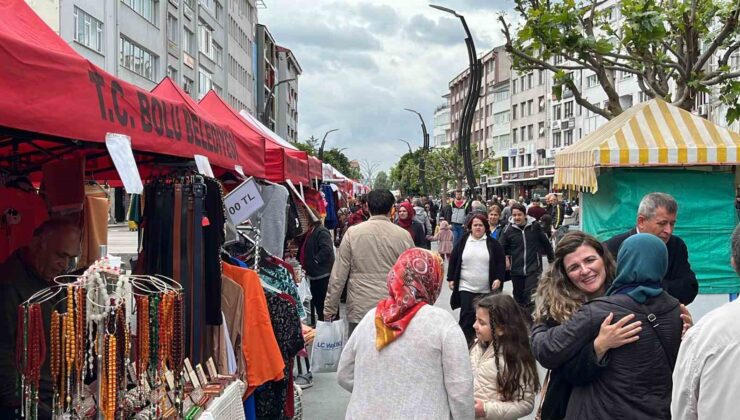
[151,78,266,179]
[0,1,251,175]
[308,156,323,180]
[199,91,309,184]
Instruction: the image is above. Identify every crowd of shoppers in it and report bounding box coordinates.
[295,187,738,420]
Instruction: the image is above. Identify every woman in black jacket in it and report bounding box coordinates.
[532,233,684,420]
[447,213,506,344]
[396,202,427,248]
[300,214,336,324]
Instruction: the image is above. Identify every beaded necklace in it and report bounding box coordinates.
[16,304,46,420]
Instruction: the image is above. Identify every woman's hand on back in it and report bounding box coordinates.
[593,313,642,361]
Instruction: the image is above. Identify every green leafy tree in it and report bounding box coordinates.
[373,171,391,190]
[500,0,740,121]
[390,151,423,196]
[323,147,361,180]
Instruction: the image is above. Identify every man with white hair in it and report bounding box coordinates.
[605,192,698,304]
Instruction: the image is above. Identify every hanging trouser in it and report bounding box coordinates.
[173,183,182,287]
[192,180,206,364]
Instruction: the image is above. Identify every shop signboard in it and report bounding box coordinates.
[223,177,264,225]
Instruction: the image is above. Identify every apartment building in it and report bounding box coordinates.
[255,23,277,129]
[448,46,510,189]
[275,46,301,142]
[29,0,258,113]
[505,68,550,197]
[433,95,451,149]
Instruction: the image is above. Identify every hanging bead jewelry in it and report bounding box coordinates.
[107,333,117,419]
[17,304,46,420]
[149,295,160,375]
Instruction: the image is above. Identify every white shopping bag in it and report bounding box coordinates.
[310,320,346,373]
[297,278,312,305]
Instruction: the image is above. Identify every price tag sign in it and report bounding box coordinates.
[105,133,143,194]
[194,154,215,177]
[223,177,264,225]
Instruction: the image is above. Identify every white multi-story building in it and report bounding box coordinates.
[29,0,260,113]
[433,96,451,149]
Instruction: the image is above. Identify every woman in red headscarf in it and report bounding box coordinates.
[337,248,474,419]
[395,201,428,248]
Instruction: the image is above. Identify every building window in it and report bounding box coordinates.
[564,129,574,146]
[215,1,223,20]
[493,89,509,102]
[73,7,104,53]
[538,69,545,85]
[167,14,178,44]
[527,99,533,116]
[528,124,534,141]
[539,96,546,113]
[554,55,563,65]
[119,36,157,81]
[198,67,213,98]
[199,21,214,60]
[527,154,532,166]
[564,101,574,118]
[553,131,562,147]
[521,102,526,117]
[553,104,562,120]
[620,70,633,80]
[512,104,517,120]
[493,110,509,125]
[538,121,545,138]
[200,0,215,12]
[587,74,598,88]
[214,42,223,67]
[527,73,533,90]
[183,76,194,94]
[520,78,525,91]
[512,79,518,94]
[183,28,195,54]
[167,65,178,82]
[512,128,518,144]
[520,126,526,143]
[122,0,159,25]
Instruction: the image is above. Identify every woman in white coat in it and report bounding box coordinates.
[337,248,474,419]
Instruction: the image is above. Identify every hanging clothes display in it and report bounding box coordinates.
[77,184,109,268]
[221,262,285,397]
[138,175,226,365]
[321,184,338,229]
[248,183,289,258]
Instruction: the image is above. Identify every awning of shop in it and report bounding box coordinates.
[0,1,253,176]
[308,156,322,180]
[554,99,740,193]
[152,78,267,179]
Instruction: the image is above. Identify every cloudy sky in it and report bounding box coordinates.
[260,0,516,172]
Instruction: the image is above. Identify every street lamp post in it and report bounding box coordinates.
[430,4,481,191]
[404,108,430,195]
[261,77,296,128]
[397,139,413,155]
[318,128,339,160]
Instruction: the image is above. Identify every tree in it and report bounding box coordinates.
[323,147,361,180]
[424,148,499,194]
[500,0,740,122]
[374,171,391,190]
[390,151,423,196]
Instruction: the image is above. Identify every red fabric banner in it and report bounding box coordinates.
[0,1,253,173]
[308,156,323,181]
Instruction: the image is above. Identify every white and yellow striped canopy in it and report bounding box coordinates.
[554,99,740,193]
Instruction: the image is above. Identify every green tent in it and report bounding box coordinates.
[582,168,738,294]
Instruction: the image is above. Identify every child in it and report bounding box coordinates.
[429,219,453,260]
[470,294,539,419]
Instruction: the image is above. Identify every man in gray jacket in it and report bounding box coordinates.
[324,189,415,336]
[413,198,432,249]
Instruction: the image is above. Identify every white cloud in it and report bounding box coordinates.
[260,0,515,171]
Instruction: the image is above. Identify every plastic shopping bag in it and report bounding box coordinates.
[310,320,346,373]
[297,278,312,306]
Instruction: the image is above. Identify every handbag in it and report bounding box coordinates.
[535,369,551,420]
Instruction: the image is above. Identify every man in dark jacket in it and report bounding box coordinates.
[546,194,566,229]
[500,203,554,315]
[300,215,336,324]
[604,192,698,305]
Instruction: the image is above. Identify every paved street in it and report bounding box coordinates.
[106,227,727,420]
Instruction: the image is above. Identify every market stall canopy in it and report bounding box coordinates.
[308,156,323,181]
[0,1,254,175]
[151,78,266,179]
[199,91,307,183]
[554,99,740,193]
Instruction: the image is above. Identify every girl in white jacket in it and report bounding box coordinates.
[470,294,539,419]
